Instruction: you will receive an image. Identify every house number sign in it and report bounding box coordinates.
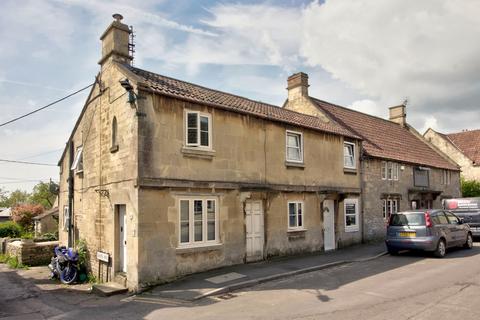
[96,251,110,263]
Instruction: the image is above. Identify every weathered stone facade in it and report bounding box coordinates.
[5,240,58,266]
[57,16,363,291]
[362,158,461,241]
[424,128,480,181]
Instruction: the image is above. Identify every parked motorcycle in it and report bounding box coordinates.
[48,246,79,284]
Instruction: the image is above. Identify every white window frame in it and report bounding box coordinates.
[70,146,83,173]
[285,130,304,163]
[63,206,70,231]
[288,201,304,230]
[344,198,359,232]
[343,141,356,169]
[178,197,219,248]
[382,199,399,219]
[442,170,451,185]
[382,161,399,181]
[185,110,212,149]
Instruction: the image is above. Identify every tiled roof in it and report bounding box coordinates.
[313,99,458,170]
[123,65,359,139]
[446,129,480,165]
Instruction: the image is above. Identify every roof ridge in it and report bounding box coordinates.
[127,65,358,137]
[446,128,480,136]
[129,65,282,109]
[312,97,407,126]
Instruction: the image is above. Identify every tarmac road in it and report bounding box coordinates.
[1,243,480,319]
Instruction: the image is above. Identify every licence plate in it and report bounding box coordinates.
[399,232,416,238]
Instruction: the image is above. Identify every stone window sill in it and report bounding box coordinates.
[285,161,305,169]
[181,147,216,160]
[343,167,357,174]
[176,243,223,254]
[110,145,119,153]
[287,229,307,240]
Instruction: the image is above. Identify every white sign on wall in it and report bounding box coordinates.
[96,251,110,263]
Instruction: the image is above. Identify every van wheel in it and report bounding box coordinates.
[434,239,446,258]
[464,233,473,249]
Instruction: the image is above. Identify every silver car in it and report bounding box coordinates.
[385,210,473,257]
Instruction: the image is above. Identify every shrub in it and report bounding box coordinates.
[76,239,89,269]
[0,221,22,238]
[461,178,480,197]
[11,204,44,231]
[0,254,28,269]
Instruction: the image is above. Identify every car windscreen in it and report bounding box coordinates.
[390,213,425,226]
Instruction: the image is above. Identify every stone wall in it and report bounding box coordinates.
[5,240,58,266]
[362,158,461,241]
[424,129,480,181]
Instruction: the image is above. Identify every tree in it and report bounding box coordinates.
[11,204,44,231]
[0,189,30,208]
[30,181,58,209]
[0,188,7,207]
[461,178,480,197]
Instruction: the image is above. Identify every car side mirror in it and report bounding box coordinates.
[458,218,464,225]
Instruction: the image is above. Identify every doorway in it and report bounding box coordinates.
[245,200,264,262]
[116,205,127,273]
[323,200,336,251]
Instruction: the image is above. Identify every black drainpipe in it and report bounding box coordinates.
[68,141,74,248]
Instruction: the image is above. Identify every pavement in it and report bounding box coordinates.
[145,241,387,301]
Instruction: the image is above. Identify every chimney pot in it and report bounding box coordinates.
[112,13,124,22]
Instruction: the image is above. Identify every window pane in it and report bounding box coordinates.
[200,116,209,147]
[287,147,301,161]
[187,113,198,144]
[346,203,356,215]
[194,200,203,241]
[289,203,296,227]
[207,221,215,241]
[180,200,189,221]
[381,162,387,179]
[346,215,356,226]
[207,200,216,241]
[200,131,209,146]
[181,222,189,243]
[287,134,300,148]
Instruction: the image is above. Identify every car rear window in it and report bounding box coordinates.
[390,213,425,226]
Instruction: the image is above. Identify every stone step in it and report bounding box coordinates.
[92,282,128,297]
[114,272,127,287]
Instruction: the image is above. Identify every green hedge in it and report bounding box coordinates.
[0,221,22,238]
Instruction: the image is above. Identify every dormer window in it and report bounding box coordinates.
[71,146,83,174]
[185,111,211,148]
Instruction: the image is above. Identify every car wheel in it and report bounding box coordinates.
[464,233,474,249]
[434,239,446,258]
[387,246,398,255]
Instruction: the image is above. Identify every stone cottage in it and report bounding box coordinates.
[57,15,363,291]
[311,102,461,241]
[424,128,480,181]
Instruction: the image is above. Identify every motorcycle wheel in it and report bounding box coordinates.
[60,264,78,285]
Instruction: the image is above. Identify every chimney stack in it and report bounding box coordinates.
[389,104,407,127]
[284,72,329,121]
[98,14,132,68]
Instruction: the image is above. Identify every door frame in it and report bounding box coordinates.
[115,204,127,273]
[245,200,265,262]
[323,200,336,251]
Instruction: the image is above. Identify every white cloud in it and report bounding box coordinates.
[419,116,439,134]
[349,99,384,118]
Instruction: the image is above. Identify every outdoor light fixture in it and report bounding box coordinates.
[119,78,136,104]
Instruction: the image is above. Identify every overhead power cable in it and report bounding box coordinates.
[0,159,57,166]
[0,83,94,128]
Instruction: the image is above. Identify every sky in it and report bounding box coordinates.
[0,0,479,193]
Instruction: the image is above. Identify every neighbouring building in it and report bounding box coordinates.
[57,15,363,291]
[33,207,59,237]
[311,102,461,241]
[0,207,11,223]
[424,128,480,181]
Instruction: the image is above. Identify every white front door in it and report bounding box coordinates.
[323,200,336,251]
[118,205,127,273]
[245,200,264,262]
